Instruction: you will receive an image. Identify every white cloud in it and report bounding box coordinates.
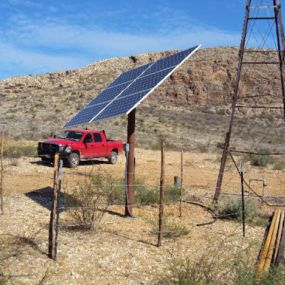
[6,19,240,53]
[0,42,88,77]
[0,14,241,79]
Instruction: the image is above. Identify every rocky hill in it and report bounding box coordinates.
[0,47,284,151]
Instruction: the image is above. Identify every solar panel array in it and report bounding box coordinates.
[64,45,200,127]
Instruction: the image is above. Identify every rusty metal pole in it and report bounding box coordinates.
[157,140,165,247]
[214,0,252,202]
[215,0,285,202]
[274,0,285,119]
[125,109,136,217]
[0,132,3,215]
[48,153,59,259]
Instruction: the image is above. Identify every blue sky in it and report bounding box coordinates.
[0,0,282,79]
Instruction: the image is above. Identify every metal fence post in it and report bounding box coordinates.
[157,140,165,247]
[48,153,60,259]
[239,160,246,237]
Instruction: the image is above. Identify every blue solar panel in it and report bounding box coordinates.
[119,67,174,97]
[86,81,131,107]
[64,103,108,127]
[109,62,152,88]
[64,45,200,127]
[143,48,195,76]
[96,90,149,121]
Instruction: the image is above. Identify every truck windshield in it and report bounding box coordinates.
[56,131,83,141]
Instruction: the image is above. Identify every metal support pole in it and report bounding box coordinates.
[125,109,136,217]
[240,160,246,237]
[157,140,165,247]
[124,143,130,214]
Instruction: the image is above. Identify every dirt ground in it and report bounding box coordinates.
[0,148,284,284]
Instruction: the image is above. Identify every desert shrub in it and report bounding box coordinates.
[158,242,284,285]
[158,247,229,285]
[150,216,190,240]
[186,194,202,202]
[160,257,284,285]
[110,178,147,205]
[161,217,190,239]
[273,159,285,170]
[3,144,36,158]
[217,198,269,226]
[129,55,137,63]
[111,179,181,206]
[150,142,161,151]
[249,155,270,167]
[233,264,284,285]
[244,151,272,167]
[65,172,112,230]
[164,186,181,203]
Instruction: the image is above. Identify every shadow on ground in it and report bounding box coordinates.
[25,187,80,211]
[30,159,109,168]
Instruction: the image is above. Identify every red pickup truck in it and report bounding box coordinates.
[38,129,124,168]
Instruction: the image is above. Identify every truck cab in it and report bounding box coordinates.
[38,129,123,168]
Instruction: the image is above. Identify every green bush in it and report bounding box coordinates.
[233,264,284,285]
[65,172,112,230]
[244,151,272,167]
[161,217,190,239]
[110,179,181,206]
[158,247,284,285]
[4,144,37,158]
[273,159,285,170]
[217,198,269,226]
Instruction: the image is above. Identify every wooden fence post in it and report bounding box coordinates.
[157,140,165,247]
[0,132,4,215]
[48,153,60,259]
[179,149,183,217]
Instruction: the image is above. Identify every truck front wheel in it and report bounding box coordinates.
[67,152,80,168]
[108,151,118,164]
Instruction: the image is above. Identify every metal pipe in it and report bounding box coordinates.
[264,210,282,271]
[276,210,285,264]
[256,210,278,277]
[273,210,285,264]
[125,109,136,217]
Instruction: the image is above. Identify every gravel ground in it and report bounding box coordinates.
[0,151,271,284]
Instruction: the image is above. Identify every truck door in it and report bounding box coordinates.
[92,132,108,157]
[81,133,94,158]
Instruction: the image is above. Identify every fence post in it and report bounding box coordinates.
[0,132,3,215]
[124,143,130,215]
[179,149,183,217]
[157,140,165,247]
[239,160,246,237]
[48,153,60,259]
[55,158,63,259]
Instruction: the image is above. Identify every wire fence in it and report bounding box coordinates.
[1,134,285,259]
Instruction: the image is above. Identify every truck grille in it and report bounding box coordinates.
[38,142,60,156]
